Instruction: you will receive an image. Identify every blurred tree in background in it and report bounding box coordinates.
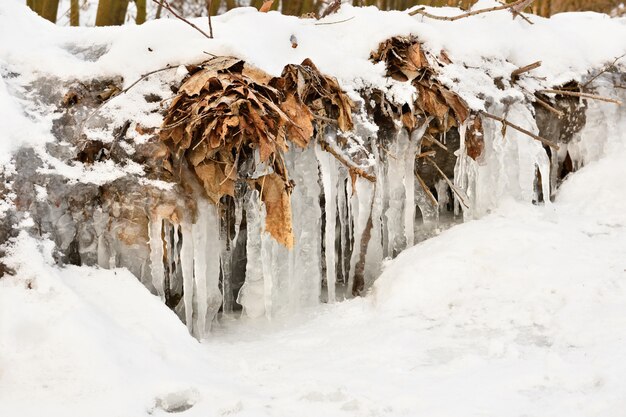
[25,0,624,26]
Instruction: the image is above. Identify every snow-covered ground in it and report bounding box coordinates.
[2,95,625,417]
[2,1,626,416]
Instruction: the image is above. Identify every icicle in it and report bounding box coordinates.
[148,216,166,301]
[192,200,222,338]
[237,190,266,319]
[180,221,194,333]
[336,172,348,289]
[288,145,322,308]
[384,128,409,257]
[315,141,338,303]
[364,145,384,288]
[171,224,181,292]
[347,177,374,297]
[233,195,243,246]
[404,121,429,246]
[220,208,233,314]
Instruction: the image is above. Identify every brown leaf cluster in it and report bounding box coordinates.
[272,58,354,132]
[160,56,355,247]
[371,36,483,160]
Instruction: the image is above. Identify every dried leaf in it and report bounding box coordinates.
[194,162,234,204]
[438,87,469,123]
[416,84,449,119]
[260,173,294,248]
[179,68,218,96]
[259,0,273,12]
[402,111,417,131]
[242,64,273,85]
[466,115,484,160]
[281,94,314,147]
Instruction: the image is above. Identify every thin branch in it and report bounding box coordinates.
[497,0,533,24]
[122,65,174,94]
[538,89,623,105]
[151,0,212,39]
[415,171,438,207]
[426,157,469,209]
[416,150,437,159]
[533,94,564,118]
[77,65,177,141]
[409,0,535,22]
[582,54,625,88]
[511,61,541,79]
[207,0,214,38]
[314,16,355,25]
[318,137,376,183]
[423,133,448,152]
[479,110,559,150]
[321,0,341,18]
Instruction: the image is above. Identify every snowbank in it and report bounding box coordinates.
[1,0,625,165]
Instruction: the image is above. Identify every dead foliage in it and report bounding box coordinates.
[160,56,355,247]
[371,35,483,159]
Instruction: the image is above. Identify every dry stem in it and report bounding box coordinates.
[479,110,559,150]
[539,89,623,105]
[152,0,212,39]
[409,0,536,22]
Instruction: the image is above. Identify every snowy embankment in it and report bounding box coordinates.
[2,101,625,417]
[2,0,626,416]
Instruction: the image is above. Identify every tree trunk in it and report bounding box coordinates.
[208,0,221,16]
[136,0,146,24]
[70,0,80,26]
[96,0,130,26]
[27,0,44,15]
[40,0,60,22]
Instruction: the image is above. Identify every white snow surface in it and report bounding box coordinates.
[2,91,626,417]
[2,3,626,416]
[1,0,626,170]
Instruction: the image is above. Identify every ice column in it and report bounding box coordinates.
[315,141,338,303]
[237,190,266,318]
[180,221,194,332]
[148,216,166,301]
[191,200,222,338]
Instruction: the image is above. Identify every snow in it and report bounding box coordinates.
[1,2,626,416]
[2,131,626,415]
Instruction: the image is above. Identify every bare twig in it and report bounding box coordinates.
[511,61,541,79]
[207,0,214,38]
[533,94,564,118]
[77,65,177,141]
[318,137,376,182]
[538,89,623,105]
[415,171,438,207]
[423,133,448,152]
[152,0,212,39]
[582,54,626,88]
[497,0,533,24]
[321,0,341,18]
[479,110,559,150]
[416,150,437,159]
[258,0,274,12]
[312,113,338,124]
[426,158,469,209]
[409,0,535,21]
[122,65,174,94]
[315,16,355,25]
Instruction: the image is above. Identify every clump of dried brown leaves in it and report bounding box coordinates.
[371,35,483,159]
[160,57,354,247]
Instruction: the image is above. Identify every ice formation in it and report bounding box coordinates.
[140,90,597,333]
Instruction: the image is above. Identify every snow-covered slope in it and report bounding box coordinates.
[2,89,625,417]
[2,2,626,416]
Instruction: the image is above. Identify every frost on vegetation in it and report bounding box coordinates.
[1,1,625,339]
